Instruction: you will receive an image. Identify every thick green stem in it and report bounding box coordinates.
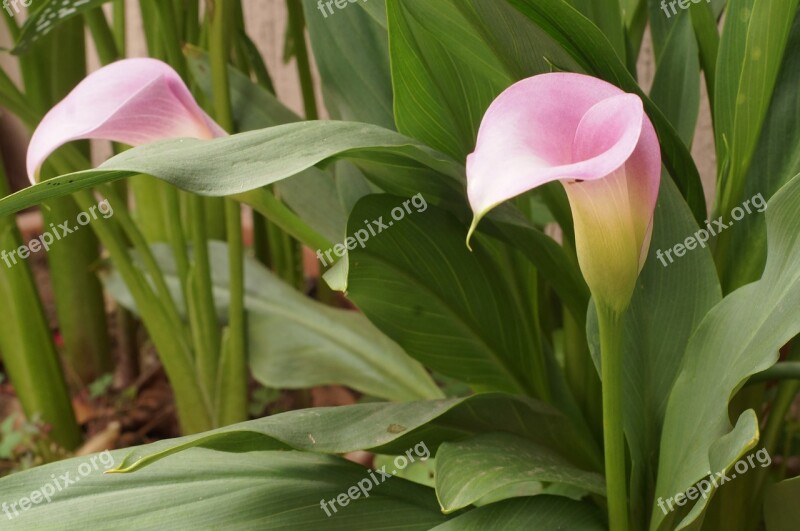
[0,157,81,450]
[112,0,126,56]
[43,147,213,433]
[187,194,222,402]
[84,7,120,65]
[217,200,247,425]
[236,188,331,253]
[747,360,800,384]
[151,0,188,77]
[750,342,800,506]
[139,0,164,59]
[597,302,629,531]
[185,0,201,44]
[1,3,19,40]
[69,189,212,433]
[285,0,318,120]
[100,184,184,329]
[41,19,112,386]
[210,0,247,425]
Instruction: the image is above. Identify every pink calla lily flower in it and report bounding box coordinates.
[27,58,226,183]
[467,73,661,311]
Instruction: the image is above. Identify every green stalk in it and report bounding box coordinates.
[749,342,800,508]
[139,0,164,59]
[84,7,120,65]
[267,218,299,286]
[112,0,126,56]
[596,302,629,531]
[748,360,800,384]
[0,68,38,125]
[39,19,111,386]
[3,58,211,432]
[150,0,188,77]
[0,156,81,450]
[1,2,19,40]
[162,186,191,301]
[185,0,201,44]
[210,0,247,425]
[131,1,179,249]
[40,141,213,433]
[236,188,332,253]
[186,194,222,400]
[100,184,184,329]
[564,307,603,439]
[217,199,247,425]
[151,0,221,404]
[285,0,318,120]
[69,189,212,433]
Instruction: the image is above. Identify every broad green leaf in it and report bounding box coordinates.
[648,9,701,144]
[342,195,601,466]
[482,212,589,323]
[452,0,581,81]
[435,432,605,513]
[622,0,649,63]
[764,476,800,531]
[506,0,708,223]
[108,394,599,474]
[0,121,466,218]
[566,0,627,60]
[374,454,437,488]
[587,177,721,530]
[0,448,447,529]
[714,0,800,214]
[345,195,542,396]
[301,0,394,129]
[652,173,800,530]
[717,15,800,291]
[690,0,721,108]
[11,0,111,53]
[430,496,607,531]
[358,0,388,28]
[386,0,578,161]
[387,0,509,160]
[102,242,441,403]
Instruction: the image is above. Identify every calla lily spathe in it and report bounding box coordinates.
[467,73,661,311]
[27,58,225,183]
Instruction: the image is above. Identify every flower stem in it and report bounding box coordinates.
[285,0,318,120]
[597,302,629,531]
[210,0,248,425]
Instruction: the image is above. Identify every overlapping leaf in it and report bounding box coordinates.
[652,173,800,530]
[435,432,605,512]
[105,394,598,475]
[0,449,447,529]
[102,242,442,402]
[714,0,800,214]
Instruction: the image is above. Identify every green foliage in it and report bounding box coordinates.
[0,0,799,528]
